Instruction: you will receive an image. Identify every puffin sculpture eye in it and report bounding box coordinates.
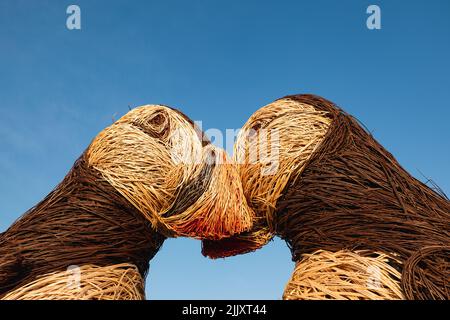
[249,122,262,136]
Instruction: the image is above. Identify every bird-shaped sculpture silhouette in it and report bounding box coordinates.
[203,94,450,300]
[0,105,254,300]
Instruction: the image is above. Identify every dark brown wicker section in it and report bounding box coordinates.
[0,153,165,297]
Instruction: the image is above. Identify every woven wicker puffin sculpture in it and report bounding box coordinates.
[203,94,450,300]
[0,105,254,300]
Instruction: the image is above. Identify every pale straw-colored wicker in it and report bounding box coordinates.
[203,99,331,257]
[86,105,201,236]
[87,105,254,239]
[234,99,331,228]
[283,250,404,300]
[2,264,144,300]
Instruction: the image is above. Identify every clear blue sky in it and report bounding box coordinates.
[0,0,449,299]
